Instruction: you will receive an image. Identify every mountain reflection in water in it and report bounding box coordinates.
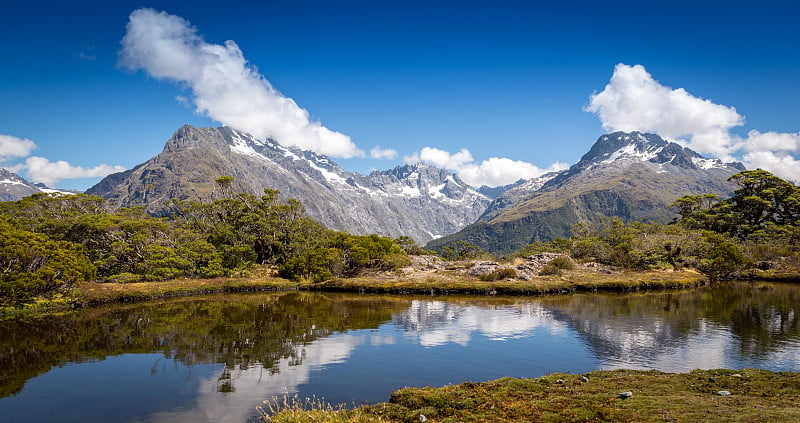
[1,283,799,423]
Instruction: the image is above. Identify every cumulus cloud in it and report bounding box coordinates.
[459,157,569,187]
[120,8,363,158]
[741,130,800,182]
[24,157,126,187]
[0,134,125,187]
[586,63,800,182]
[407,147,474,169]
[742,130,800,153]
[585,63,743,159]
[0,135,37,160]
[405,147,568,187]
[370,146,398,160]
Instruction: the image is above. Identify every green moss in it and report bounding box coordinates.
[264,369,800,422]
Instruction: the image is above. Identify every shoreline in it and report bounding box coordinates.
[263,368,800,422]
[4,266,798,317]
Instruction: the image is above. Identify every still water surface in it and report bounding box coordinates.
[1,282,799,422]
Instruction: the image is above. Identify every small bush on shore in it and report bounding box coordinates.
[479,267,517,281]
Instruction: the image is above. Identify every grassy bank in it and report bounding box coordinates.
[263,369,800,422]
[1,277,300,316]
[0,267,712,316]
[309,268,709,296]
[741,269,800,283]
[76,277,299,305]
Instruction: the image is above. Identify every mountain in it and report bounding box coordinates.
[476,179,526,199]
[86,125,490,243]
[0,168,41,201]
[426,131,745,254]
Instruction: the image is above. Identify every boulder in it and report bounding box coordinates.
[466,261,500,277]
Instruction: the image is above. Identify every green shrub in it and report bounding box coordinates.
[539,263,560,276]
[479,267,517,281]
[698,232,749,280]
[0,218,94,307]
[107,272,143,284]
[379,253,412,270]
[548,256,574,270]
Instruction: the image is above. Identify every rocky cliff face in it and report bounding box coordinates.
[427,131,745,254]
[86,125,490,243]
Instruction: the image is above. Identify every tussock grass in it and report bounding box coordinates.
[312,268,707,296]
[260,393,381,423]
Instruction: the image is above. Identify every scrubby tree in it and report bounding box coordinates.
[440,240,484,261]
[673,169,800,240]
[0,218,94,306]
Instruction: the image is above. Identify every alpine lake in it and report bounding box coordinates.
[2,281,800,422]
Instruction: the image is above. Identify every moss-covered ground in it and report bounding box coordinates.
[263,369,800,422]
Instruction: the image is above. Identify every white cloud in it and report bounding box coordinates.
[120,8,363,159]
[742,151,800,183]
[586,63,800,182]
[410,147,474,169]
[24,156,126,186]
[740,131,800,181]
[0,134,37,160]
[459,158,569,187]
[405,147,567,187]
[585,63,743,160]
[0,134,125,187]
[370,146,397,160]
[742,130,800,153]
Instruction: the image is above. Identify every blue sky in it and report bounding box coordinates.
[1,0,799,190]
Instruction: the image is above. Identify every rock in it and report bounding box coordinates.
[411,255,444,271]
[618,391,633,399]
[755,261,778,270]
[465,261,500,277]
[419,414,427,422]
[522,253,572,275]
[718,390,732,396]
[514,264,537,280]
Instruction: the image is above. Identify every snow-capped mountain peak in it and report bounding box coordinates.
[88,125,492,243]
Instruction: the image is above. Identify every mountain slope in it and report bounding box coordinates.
[0,168,42,201]
[427,131,745,254]
[86,125,490,243]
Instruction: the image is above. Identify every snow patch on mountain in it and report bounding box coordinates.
[229,131,271,161]
[307,160,348,185]
[692,157,727,170]
[0,178,26,186]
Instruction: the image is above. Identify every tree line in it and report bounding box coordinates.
[0,178,413,307]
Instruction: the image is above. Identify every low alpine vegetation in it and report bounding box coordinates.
[0,178,414,308]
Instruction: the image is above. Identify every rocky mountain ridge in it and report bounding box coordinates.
[0,168,41,201]
[427,131,745,254]
[86,125,491,243]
